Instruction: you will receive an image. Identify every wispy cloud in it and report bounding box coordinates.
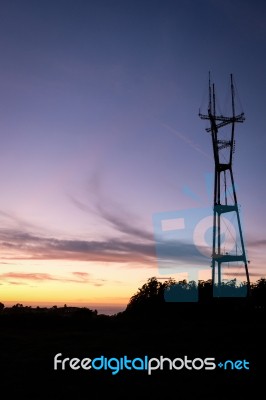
[0,226,219,270]
[0,210,46,232]
[247,239,266,249]
[223,269,264,279]
[0,228,156,264]
[0,271,106,286]
[96,202,153,242]
[69,200,153,244]
[68,170,154,243]
[0,178,156,264]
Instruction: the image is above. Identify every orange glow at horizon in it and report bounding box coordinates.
[0,258,158,308]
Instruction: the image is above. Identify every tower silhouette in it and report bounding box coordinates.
[199,73,250,295]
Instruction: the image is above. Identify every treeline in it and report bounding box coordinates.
[126,276,266,309]
[123,277,266,321]
[0,277,265,326]
[0,302,98,316]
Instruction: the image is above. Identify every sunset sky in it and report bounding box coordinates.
[0,0,265,311]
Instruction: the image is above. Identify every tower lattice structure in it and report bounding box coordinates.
[199,73,250,294]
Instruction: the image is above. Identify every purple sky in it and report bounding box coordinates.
[0,0,265,306]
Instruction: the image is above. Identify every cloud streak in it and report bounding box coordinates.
[0,226,219,269]
[0,228,156,264]
[68,170,154,243]
[70,194,153,242]
[0,271,106,286]
[247,239,266,249]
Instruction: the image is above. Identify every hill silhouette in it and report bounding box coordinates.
[0,277,265,398]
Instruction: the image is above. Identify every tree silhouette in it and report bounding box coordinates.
[250,278,266,305]
[126,277,175,313]
[125,275,266,315]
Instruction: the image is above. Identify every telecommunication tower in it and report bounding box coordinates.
[199,73,250,295]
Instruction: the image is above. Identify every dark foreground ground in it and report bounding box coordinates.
[0,302,265,399]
